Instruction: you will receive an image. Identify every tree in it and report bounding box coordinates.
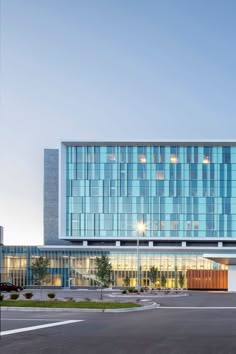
[31,256,50,300]
[148,266,158,288]
[95,255,112,300]
[161,274,167,288]
[178,273,185,289]
[123,276,130,287]
[31,256,50,285]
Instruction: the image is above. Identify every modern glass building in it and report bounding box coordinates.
[2,141,236,289]
[61,142,236,239]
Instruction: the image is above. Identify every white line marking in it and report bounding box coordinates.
[0,320,84,336]
[2,318,71,321]
[159,307,236,309]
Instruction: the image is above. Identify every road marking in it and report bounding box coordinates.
[2,318,72,321]
[0,320,84,336]
[159,307,236,309]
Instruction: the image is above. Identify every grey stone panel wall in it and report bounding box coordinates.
[0,226,4,245]
[44,149,69,245]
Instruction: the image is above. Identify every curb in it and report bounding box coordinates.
[0,303,159,313]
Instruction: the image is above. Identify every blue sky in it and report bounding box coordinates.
[1,0,236,244]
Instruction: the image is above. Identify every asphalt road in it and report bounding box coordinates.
[2,292,236,354]
[2,308,236,354]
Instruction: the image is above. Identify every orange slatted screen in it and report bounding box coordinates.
[187,270,228,290]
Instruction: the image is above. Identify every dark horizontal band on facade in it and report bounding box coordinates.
[56,240,236,248]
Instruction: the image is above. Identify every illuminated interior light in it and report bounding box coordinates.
[203,156,210,164]
[170,155,178,163]
[138,155,146,163]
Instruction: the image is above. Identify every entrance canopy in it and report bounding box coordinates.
[203,254,236,265]
[204,254,236,291]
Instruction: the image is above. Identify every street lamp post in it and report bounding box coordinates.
[136,222,146,291]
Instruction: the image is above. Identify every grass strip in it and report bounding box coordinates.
[0,300,141,309]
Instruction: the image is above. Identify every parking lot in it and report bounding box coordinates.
[2,291,236,354]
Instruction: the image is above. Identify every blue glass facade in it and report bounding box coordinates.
[65,144,236,238]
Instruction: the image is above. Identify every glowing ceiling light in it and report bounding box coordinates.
[170,155,178,163]
[139,155,146,163]
[203,156,210,164]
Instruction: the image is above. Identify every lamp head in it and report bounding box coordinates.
[136,222,147,234]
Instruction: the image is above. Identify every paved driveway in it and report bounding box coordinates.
[2,292,236,354]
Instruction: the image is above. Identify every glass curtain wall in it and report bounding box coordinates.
[1,247,227,288]
[66,145,236,238]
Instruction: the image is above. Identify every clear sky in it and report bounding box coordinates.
[1,0,236,245]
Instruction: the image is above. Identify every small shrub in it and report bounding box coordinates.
[24,292,33,299]
[10,293,19,300]
[122,290,127,294]
[133,289,138,293]
[64,297,74,301]
[140,288,144,292]
[128,287,134,293]
[0,294,4,301]
[47,293,56,299]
